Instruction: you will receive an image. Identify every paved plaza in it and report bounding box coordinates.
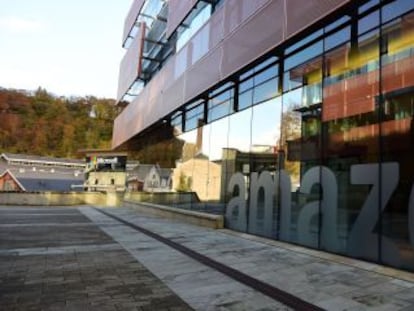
[2,205,414,310]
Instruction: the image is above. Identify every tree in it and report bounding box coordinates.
[0,87,118,158]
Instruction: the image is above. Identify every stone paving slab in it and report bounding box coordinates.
[0,206,193,311]
[0,223,114,249]
[80,206,414,311]
[4,205,414,310]
[80,208,290,311]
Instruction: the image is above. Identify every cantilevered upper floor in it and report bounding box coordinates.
[113,0,353,150]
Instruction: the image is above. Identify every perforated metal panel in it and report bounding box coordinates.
[285,0,349,39]
[221,0,284,79]
[113,0,352,149]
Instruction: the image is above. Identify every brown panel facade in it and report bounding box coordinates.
[113,0,351,149]
[221,0,284,79]
[285,0,349,39]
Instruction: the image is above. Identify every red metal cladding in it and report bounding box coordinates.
[285,0,349,39]
[112,0,353,149]
[221,0,284,79]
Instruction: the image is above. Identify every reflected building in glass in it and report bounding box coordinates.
[113,0,414,271]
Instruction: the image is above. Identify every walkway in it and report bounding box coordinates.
[0,206,191,311]
[2,205,414,310]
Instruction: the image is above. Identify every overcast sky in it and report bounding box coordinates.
[0,0,132,98]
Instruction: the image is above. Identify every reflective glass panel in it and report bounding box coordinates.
[322,28,380,259]
[380,11,414,271]
[249,97,282,238]
[225,108,253,231]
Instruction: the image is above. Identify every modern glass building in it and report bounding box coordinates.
[113,0,414,272]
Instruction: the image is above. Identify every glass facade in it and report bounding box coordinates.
[124,0,414,272]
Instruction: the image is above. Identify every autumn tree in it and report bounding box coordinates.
[0,87,118,158]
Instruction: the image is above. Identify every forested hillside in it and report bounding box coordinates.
[0,87,119,158]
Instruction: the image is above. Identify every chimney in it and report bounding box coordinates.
[196,118,204,154]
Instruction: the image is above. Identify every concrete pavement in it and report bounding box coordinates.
[2,205,414,310]
[0,207,192,311]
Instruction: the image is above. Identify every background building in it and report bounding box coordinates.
[0,153,84,192]
[113,0,414,272]
[84,151,128,192]
[127,163,173,192]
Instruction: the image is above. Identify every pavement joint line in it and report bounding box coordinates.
[93,207,324,311]
[0,223,100,227]
[0,213,81,216]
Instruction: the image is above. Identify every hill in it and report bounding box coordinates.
[0,87,119,158]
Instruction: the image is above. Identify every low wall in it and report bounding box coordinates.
[0,192,122,207]
[124,191,200,205]
[123,200,224,229]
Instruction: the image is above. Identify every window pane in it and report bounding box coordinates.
[225,108,252,231]
[285,30,323,55]
[185,116,203,131]
[284,56,322,103]
[321,29,380,259]
[358,11,379,35]
[285,41,323,71]
[239,90,253,111]
[239,78,254,93]
[199,119,228,214]
[325,16,350,32]
[254,65,278,86]
[248,97,282,238]
[280,87,322,247]
[358,0,379,14]
[382,0,414,23]
[208,99,232,122]
[253,78,279,105]
[325,26,350,51]
[380,11,414,271]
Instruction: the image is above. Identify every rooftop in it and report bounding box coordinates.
[1,153,85,168]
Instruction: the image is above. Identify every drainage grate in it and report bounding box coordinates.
[94,208,325,311]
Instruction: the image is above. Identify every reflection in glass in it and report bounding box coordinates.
[281,86,321,247]
[322,26,380,259]
[142,1,414,272]
[380,11,414,270]
[173,130,198,193]
[207,118,229,213]
[208,89,233,122]
[249,97,282,238]
[223,108,252,211]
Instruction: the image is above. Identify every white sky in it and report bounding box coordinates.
[0,0,133,98]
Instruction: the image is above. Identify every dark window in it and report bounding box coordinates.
[325,16,350,32]
[358,0,379,14]
[382,0,414,23]
[358,11,379,35]
[285,29,323,55]
[284,41,323,71]
[325,26,350,51]
[171,112,183,134]
[208,89,233,122]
